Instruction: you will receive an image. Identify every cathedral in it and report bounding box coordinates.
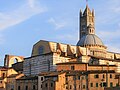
[23,5,120,76]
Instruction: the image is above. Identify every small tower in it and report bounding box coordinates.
[79,5,95,39]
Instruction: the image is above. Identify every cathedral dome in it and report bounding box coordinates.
[77,34,104,46]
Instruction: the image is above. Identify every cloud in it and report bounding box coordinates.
[28,0,35,8]
[55,33,78,45]
[97,29,120,40]
[48,17,67,30]
[0,0,47,31]
[0,34,4,45]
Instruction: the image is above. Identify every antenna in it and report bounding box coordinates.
[86,0,88,6]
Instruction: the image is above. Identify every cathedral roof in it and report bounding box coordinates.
[77,34,104,46]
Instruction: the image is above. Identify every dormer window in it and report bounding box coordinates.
[38,46,44,55]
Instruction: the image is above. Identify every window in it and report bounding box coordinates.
[26,86,28,90]
[41,85,42,88]
[66,77,68,81]
[116,83,119,87]
[103,74,105,78]
[71,66,75,70]
[103,82,107,87]
[96,83,98,87]
[83,85,85,89]
[110,82,113,87]
[33,85,35,89]
[70,85,72,89]
[100,83,103,87]
[38,46,44,54]
[51,83,53,87]
[41,77,43,81]
[82,25,86,30]
[45,83,47,87]
[90,83,93,87]
[78,76,80,80]
[94,74,99,78]
[2,73,5,78]
[18,86,20,90]
[82,76,84,80]
[110,74,112,78]
[66,86,68,89]
[90,29,92,33]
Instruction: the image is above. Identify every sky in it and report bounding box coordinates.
[0,0,120,65]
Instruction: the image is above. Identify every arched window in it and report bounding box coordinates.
[90,29,91,33]
[38,46,44,55]
[14,58,18,63]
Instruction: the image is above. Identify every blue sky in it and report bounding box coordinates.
[0,0,120,65]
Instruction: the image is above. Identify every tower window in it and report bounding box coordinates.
[90,29,91,33]
[82,25,86,30]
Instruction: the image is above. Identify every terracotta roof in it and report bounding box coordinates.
[56,61,88,65]
[39,71,65,77]
[66,70,115,76]
[7,74,19,78]
[16,76,38,80]
[90,55,120,61]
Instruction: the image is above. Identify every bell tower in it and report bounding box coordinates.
[79,5,95,39]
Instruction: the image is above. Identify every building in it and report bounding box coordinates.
[38,70,119,90]
[16,76,38,90]
[6,74,24,90]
